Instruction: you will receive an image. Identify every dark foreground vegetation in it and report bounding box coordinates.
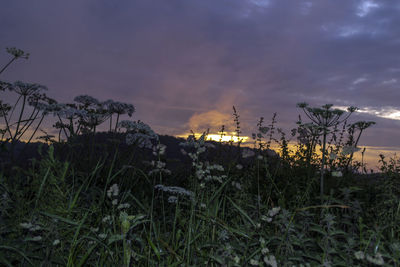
[1,48,399,266]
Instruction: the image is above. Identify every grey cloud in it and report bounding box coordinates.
[0,0,399,150]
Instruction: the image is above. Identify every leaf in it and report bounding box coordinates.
[40,211,79,226]
[107,234,124,245]
[227,197,256,228]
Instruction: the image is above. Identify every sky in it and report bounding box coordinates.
[1,0,400,167]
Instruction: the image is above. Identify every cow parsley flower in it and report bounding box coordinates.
[264,255,277,267]
[107,184,119,198]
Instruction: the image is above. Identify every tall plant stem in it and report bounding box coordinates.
[0,57,16,76]
[320,132,327,198]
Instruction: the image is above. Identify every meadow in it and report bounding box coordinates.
[1,48,399,266]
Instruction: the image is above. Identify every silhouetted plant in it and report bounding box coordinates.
[297,103,357,198]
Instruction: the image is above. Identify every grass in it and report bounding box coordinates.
[1,47,399,266]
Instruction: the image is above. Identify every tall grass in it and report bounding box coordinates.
[1,47,399,266]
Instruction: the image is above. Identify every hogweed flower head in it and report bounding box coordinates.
[12,81,47,96]
[6,47,29,59]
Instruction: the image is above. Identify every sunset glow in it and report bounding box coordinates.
[177,133,249,143]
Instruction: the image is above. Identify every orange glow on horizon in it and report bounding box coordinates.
[176,132,249,143]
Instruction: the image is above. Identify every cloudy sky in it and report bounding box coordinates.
[1,0,400,165]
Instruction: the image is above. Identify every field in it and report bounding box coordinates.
[1,48,400,266]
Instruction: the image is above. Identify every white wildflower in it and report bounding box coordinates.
[261,248,269,255]
[90,227,99,232]
[233,255,240,264]
[53,239,60,246]
[102,215,111,224]
[267,207,281,217]
[154,185,194,199]
[236,164,243,170]
[98,233,107,239]
[117,203,131,210]
[200,203,206,209]
[264,255,277,267]
[250,259,259,266]
[20,222,33,229]
[168,196,178,203]
[366,253,384,265]
[107,184,119,198]
[29,225,41,231]
[232,181,242,190]
[153,144,167,156]
[354,251,365,260]
[112,199,118,206]
[31,236,42,242]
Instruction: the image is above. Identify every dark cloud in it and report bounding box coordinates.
[1,0,400,153]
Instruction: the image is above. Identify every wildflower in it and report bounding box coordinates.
[250,259,259,266]
[20,222,33,229]
[236,164,243,170]
[261,248,269,255]
[232,181,242,190]
[261,215,271,222]
[331,171,343,177]
[117,203,131,210]
[98,233,107,239]
[31,236,42,242]
[107,184,119,198]
[29,225,41,231]
[267,207,281,217]
[366,253,384,265]
[102,215,112,224]
[12,81,47,96]
[218,230,229,242]
[112,199,118,206]
[90,227,99,232]
[103,100,135,116]
[154,185,194,200]
[74,95,100,107]
[168,196,178,203]
[200,203,206,209]
[354,251,365,260]
[6,47,29,58]
[233,255,240,264]
[53,239,60,246]
[264,255,277,267]
[152,144,167,156]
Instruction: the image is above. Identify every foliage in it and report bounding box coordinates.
[2,47,399,266]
